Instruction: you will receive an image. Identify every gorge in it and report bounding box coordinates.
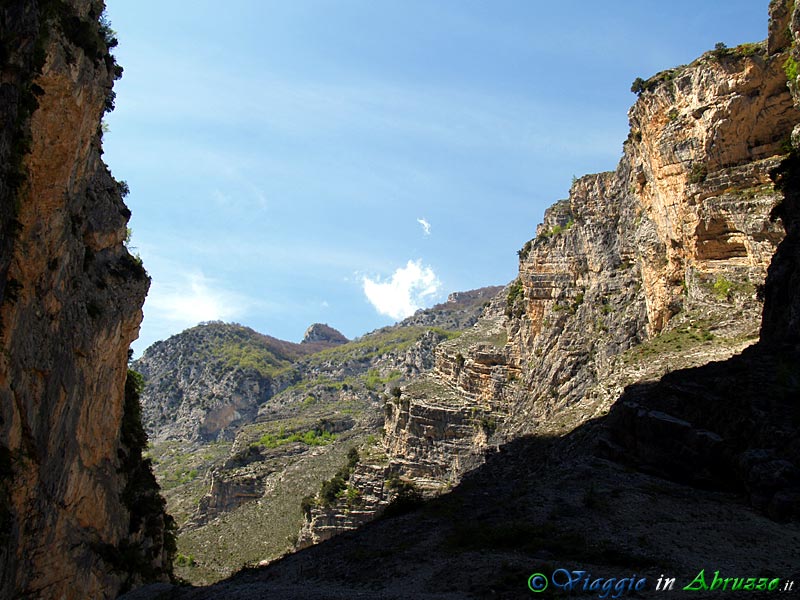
[1,1,798,599]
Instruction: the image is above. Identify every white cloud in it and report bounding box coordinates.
[362,259,441,320]
[417,217,431,235]
[145,271,250,328]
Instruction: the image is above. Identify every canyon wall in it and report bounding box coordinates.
[0,2,171,598]
[599,0,800,522]
[299,3,800,541]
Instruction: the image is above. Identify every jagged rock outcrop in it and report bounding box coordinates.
[296,462,391,549]
[398,285,503,329]
[301,323,348,345]
[0,2,171,598]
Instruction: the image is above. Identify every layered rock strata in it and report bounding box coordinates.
[298,10,800,547]
[381,33,798,497]
[601,0,800,521]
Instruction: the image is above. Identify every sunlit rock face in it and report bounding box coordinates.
[0,2,170,598]
[302,33,800,545]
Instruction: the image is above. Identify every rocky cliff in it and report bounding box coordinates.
[296,2,800,545]
[0,2,171,598]
[600,0,800,522]
[391,17,796,482]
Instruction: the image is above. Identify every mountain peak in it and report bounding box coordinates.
[301,323,348,345]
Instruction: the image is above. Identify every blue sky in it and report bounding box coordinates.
[103,0,771,355]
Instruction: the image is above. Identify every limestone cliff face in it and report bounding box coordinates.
[597,0,800,522]
[376,20,799,501]
[0,2,170,598]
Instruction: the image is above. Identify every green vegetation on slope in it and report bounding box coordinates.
[305,326,460,366]
[213,339,293,378]
[256,428,336,449]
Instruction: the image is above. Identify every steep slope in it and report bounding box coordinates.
[0,2,171,599]
[137,288,496,583]
[133,321,346,443]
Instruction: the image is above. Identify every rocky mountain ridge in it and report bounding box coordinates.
[135,286,499,583]
[133,321,348,443]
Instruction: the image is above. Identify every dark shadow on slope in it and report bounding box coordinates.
[193,407,798,599]
[600,343,800,521]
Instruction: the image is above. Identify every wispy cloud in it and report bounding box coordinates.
[362,259,441,320]
[145,270,252,328]
[417,217,431,235]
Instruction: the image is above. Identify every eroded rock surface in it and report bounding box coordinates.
[0,2,171,598]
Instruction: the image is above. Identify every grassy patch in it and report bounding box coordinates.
[256,427,336,449]
[706,275,754,301]
[213,340,292,377]
[785,56,799,82]
[363,368,401,391]
[622,320,718,364]
[537,218,575,241]
[733,42,762,57]
[688,163,708,184]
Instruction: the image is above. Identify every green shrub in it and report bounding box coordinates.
[734,42,761,57]
[505,279,524,319]
[688,163,708,184]
[785,56,799,82]
[175,553,196,568]
[383,475,423,518]
[258,427,336,448]
[346,485,362,507]
[712,276,733,300]
[479,416,497,434]
[315,448,360,508]
[712,42,730,59]
[517,239,533,261]
[301,495,317,519]
[364,368,384,391]
[320,474,347,505]
[346,447,359,470]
